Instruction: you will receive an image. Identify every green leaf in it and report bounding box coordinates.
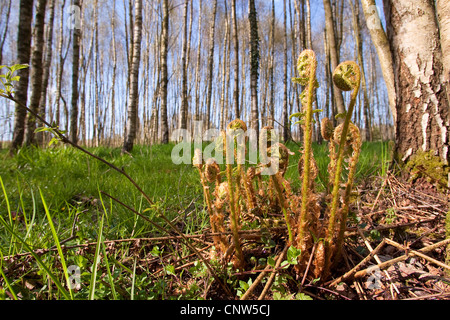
[165,264,175,276]
[335,112,347,120]
[10,64,29,73]
[34,127,52,133]
[267,256,276,267]
[296,292,313,300]
[287,245,301,265]
[239,280,249,291]
[289,112,305,121]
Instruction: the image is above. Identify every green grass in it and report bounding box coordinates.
[0,140,392,299]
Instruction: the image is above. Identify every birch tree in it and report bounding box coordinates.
[70,0,82,144]
[231,0,240,119]
[11,0,34,152]
[322,0,345,116]
[24,0,47,145]
[383,0,449,164]
[205,0,217,130]
[160,0,169,144]
[248,0,259,141]
[36,0,55,146]
[123,0,143,152]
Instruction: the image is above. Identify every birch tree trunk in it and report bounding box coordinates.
[160,0,170,144]
[219,1,230,130]
[122,0,143,152]
[36,0,55,146]
[93,0,100,146]
[437,0,450,107]
[350,0,371,141]
[0,0,11,66]
[24,0,47,145]
[110,0,117,144]
[179,0,189,131]
[205,0,217,130]
[361,0,396,124]
[383,0,449,164]
[70,0,81,144]
[11,0,34,152]
[231,0,240,119]
[248,0,259,142]
[322,0,345,116]
[268,0,275,127]
[193,0,203,123]
[282,0,290,142]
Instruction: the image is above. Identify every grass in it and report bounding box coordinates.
[0,140,392,300]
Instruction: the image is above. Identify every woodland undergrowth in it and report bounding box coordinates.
[0,54,449,300]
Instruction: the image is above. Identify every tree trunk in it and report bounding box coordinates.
[205,0,217,130]
[248,0,260,141]
[219,1,230,130]
[193,0,203,123]
[10,0,34,152]
[110,0,117,144]
[384,0,449,163]
[268,0,275,127]
[178,0,189,131]
[36,0,55,146]
[24,0,47,145]
[361,0,396,124]
[0,0,11,66]
[160,0,169,144]
[122,0,143,152]
[350,0,371,141]
[322,0,345,116]
[70,0,81,144]
[282,0,290,142]
[437,0,450,108]
[231,0,240,119]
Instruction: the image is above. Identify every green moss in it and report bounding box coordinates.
[405,150,449,190]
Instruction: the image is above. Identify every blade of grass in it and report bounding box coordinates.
[88,211,105,300]
[24,190,37,242]
[40,188,73,300]
[131,256,137,300]
[101,241,118,299]
[98,192,117,299]
[0,216,71,299]
[0,177,12,226]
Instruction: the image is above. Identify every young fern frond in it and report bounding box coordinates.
[325,61,361,272]
[290,50,319,261]
[225,120,247,268]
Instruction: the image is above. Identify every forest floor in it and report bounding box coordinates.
[0,141,449,300]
